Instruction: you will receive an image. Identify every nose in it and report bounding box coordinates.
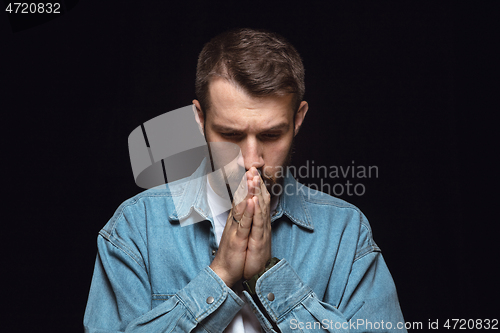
[239,137,264,171]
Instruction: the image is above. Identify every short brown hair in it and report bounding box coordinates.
[195,28,305,115]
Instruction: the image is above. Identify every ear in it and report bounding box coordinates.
[192,100,204,136]
[294,101,309,136]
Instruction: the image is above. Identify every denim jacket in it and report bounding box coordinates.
[84,159,407,332]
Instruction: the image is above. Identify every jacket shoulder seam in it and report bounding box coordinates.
[354,222,381,261]
[98,230,146,270]
[105,189,182,234]
[303,194,360,211]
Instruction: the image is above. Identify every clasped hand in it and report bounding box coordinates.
[209,167,272,288]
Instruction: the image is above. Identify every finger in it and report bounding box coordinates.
[252,175,268,217]
[223,206,239,234]
[259,173,271,209]
[236,197,254,239]
[247,168,254,181]
[232,191,248,221]
[233,177,254,218]
[248,176,257,197]
[239,173,255,202]
[249,195,266,240]
[233,173,249,206]
[243,169,254,195]
[251,167,260,184]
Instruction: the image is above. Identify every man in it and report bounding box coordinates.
[84,28,406,332]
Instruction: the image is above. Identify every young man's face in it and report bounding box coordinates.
[193,78,308,196]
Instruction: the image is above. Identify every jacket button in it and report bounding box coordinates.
[211,249,216,255]
[267,293,275,301]
[206,296,214,304]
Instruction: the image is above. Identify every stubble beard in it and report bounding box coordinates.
[260,137,295,200]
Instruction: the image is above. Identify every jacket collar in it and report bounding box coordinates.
[269,168,314,230]
[168,159,314,231]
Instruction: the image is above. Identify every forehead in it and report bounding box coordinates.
[206,78,294,127]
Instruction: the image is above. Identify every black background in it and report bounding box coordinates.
[2,1,497,332]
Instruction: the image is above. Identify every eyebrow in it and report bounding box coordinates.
[211,122,289,133]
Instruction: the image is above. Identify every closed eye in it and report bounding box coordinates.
[219,131,282,141]
[261,133,281,140]
[220,132,242,139]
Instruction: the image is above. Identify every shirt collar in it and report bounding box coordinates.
[167,159,314,231]
[167,158,212,222]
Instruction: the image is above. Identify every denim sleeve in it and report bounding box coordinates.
[243,255,406,333]
[83,234,244,333]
